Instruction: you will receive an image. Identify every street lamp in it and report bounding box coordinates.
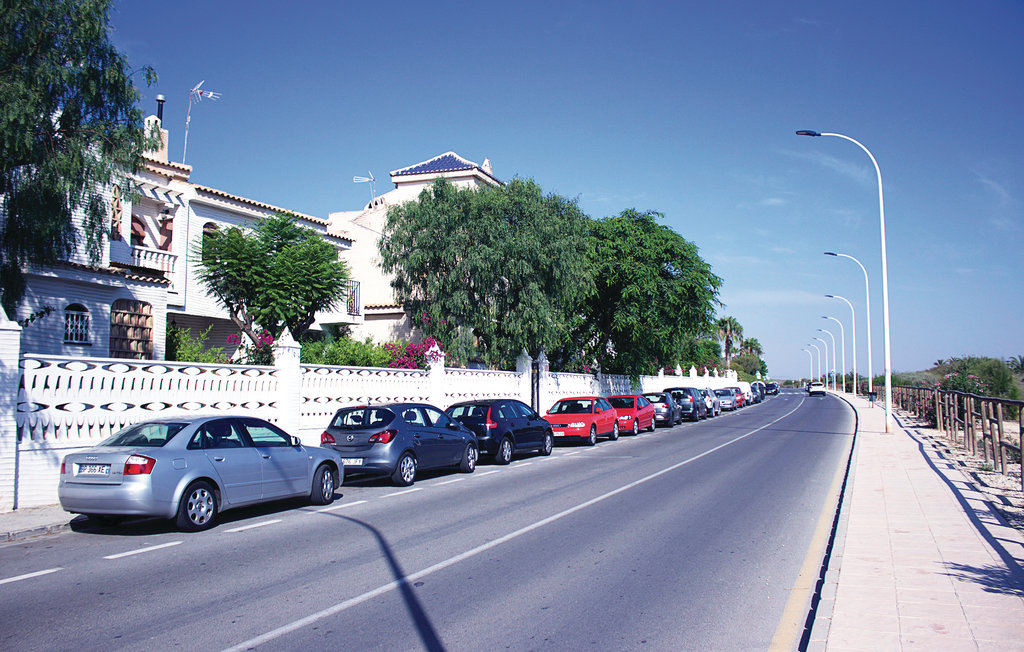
[826,294,856,395]
[817,329,837,391]
[801,129,893,432]
[822,316,846,393]
[808,342,823,384]
[813,337,829,390]
[825,253,871,395]
[802,348,814,384]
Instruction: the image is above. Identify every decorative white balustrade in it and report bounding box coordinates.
[130,245,178,274]
[300,364,431,432]
[444,367,526,405]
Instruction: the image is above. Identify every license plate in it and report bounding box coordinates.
[341,458,363,466]
[553,431,565,437]
[78,464,109,476]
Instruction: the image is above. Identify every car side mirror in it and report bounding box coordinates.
[290,435,301,447]
[447,422,461,430]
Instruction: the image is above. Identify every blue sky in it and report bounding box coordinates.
[109,0,1023,380]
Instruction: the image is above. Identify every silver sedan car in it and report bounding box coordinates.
[58,415,344,531]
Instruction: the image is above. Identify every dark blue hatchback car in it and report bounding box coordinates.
[446,399,554,464]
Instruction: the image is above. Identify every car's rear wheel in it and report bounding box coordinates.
[392,453,417,486]
[495,436,513,465]
[631,419,639,436]
[540,431,554,455]
[310,464,335,505]
[176,480,217,532]
[460,444,478,473]
[585,425,597,446]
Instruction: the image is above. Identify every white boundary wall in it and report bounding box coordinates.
[2,332,736,510]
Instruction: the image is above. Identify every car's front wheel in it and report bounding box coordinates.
[631,419,639,436]
[648,417,656,432]
[608,421,619,441]
[585,425,597,446]
[460,444,478,473]
[392,453,417,486]
[176,480,217,532]
[310,464,335,505]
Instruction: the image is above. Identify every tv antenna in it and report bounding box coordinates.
[353,171,376,204]
[182,80,221,165]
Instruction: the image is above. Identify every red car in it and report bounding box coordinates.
[608,394,656,435]
[543,396,619,446]
[727,386,745,408]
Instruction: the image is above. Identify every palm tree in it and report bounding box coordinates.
[716,316,743,369]
[1008,355,1024,374]
[742,337,763,358]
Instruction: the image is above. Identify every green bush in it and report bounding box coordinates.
[300,336,391,367]
[166,325,228,364]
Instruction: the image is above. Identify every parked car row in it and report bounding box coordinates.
[58,385,776,532]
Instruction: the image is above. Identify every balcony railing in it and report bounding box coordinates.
[130,246,178,275]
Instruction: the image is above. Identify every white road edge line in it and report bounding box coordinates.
[222,399,805,652]
[317,500,368,512]
[0,567,63,585]
[225,519,281,533]
[104,541,183,560]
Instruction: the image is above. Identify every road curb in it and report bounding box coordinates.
[802,391,859,651]
[2,521,71,543]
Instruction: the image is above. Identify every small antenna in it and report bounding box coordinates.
[182,80,222,165]
[353,171,376,204]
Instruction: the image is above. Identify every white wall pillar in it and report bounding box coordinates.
[515,349,532,406]
[427,343,446,408]
[536,350,550,413]
[273,330,302,441]
[0,309,23,512]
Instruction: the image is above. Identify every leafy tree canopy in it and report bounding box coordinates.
[1,0,156,315]
[379,177,593,367]
[194,212,351,345]
[579,209,721,377]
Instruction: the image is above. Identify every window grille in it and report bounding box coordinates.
[64,305,90,343]
[110,185,123,240]
[346,280,361,316]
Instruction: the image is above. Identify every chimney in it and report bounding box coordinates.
[144,95,170,163]
[156,94,165,122]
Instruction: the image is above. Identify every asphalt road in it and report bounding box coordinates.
[0,389,854,651]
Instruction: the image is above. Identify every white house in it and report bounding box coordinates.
[328,151,502,343]
[11,108,358,360]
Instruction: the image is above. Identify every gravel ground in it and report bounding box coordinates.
[900,412,1024,533]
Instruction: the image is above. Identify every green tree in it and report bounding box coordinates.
[379,178,593,367]
[741,337,763,357]
[716,316,743,368]
[731,353,767,378]
[165,324,227,364]
[194,212,351,346]
[1,0,157,314]
[678,335,722,374]
[578,210,721,377]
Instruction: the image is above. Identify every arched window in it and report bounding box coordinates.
[64,304,90,344]
[201,222,219,260]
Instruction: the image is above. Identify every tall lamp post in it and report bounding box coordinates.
[825,253,872,396]
[813,337,829,390]
[822,316,846,393]
[802,348,814,384]
[817,330,837,391]
[808,342,823,384]
[827,294,856,395]
[800,130,893,432]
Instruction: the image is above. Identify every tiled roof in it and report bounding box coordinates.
[191,184,329,227]
[66,261,171,285]
[391,152,480,177]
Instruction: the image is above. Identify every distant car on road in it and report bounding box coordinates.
[59,415,343,531]
[666,387,706,421]
[699,388,721,417]
[608,394,656,434]
[642,391,680,426]
[543,396,619,445]
[808,382,826,396]
[714,388,736,411]
[765,382,780,395]
[322,403,478,486]
[446,399,553,464]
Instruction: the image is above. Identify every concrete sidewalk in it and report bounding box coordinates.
[808,393,1024,651]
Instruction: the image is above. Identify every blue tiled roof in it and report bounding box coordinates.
[391,151,478,176]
